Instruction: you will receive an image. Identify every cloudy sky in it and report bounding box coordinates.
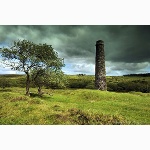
[0,25,150,76]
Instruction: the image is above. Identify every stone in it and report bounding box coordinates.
[95,40,107,90]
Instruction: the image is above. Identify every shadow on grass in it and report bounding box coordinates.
[30,93,41,97]
[29,92,53,101]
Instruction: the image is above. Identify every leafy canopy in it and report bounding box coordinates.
[1,39,64,73]
[0,39,65,95]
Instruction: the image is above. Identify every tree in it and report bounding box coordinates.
[0,39,64,95]
[31,68,67,95]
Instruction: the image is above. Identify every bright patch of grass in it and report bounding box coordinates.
[0,87,150,124]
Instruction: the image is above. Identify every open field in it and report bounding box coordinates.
[0,87,150,125]
[0,74,150,125]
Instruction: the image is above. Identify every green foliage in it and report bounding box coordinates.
[66,75,150,93]
[1,40,37,72]
[44,71,68,89]
[107,78,150,93]
[31,68,67,91]
[0,74,150,93]
[0,78,11,89]
[1,40,63,71]
[0,75,26,88]
[1,40,64,95]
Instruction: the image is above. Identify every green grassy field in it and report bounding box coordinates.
[0,87,150,125]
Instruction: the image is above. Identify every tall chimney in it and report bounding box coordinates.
[95,40,107,90]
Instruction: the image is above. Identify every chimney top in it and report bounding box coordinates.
[96,40,104,45]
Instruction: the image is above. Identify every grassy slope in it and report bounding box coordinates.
[0,87,150,125]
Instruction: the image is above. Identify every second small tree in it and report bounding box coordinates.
[31,68,67,95]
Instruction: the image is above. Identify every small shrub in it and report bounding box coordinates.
[68,108,133,125]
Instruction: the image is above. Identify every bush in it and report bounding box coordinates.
[67,76,94,89]
[68,79,89,88]
[0,78,11,89]
[107,80,150,93]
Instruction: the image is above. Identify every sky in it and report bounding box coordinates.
[0,25,150,76]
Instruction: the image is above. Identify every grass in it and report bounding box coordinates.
[0,87,150,125]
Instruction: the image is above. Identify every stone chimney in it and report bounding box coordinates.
[95,40,107,90]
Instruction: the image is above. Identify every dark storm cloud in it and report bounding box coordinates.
[107,26,150,63]
[0,25,150,75]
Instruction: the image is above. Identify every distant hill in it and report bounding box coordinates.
[123,73,150,77]
[0,74,25,77]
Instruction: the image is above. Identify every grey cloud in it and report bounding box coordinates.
[112,62,149,71]
[106,61,150,75]
[0,25,150,75]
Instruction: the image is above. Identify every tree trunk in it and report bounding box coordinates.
[25,72,30,96]
[38,86,42,95]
